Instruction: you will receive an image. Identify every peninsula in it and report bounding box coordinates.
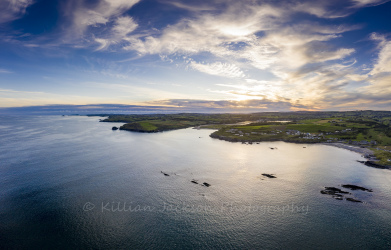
[98,111,391,167]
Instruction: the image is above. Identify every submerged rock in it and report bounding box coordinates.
[262,174,276,178]
[342,184,372,192]
[346,197,362,203]
[112,126,119,130]
[321,186,366,204]
[322,187,350,194]
[191,180,198,184]
[161,171,170,176]
[203,182,211,187]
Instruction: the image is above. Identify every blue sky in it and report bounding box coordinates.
[1,0,391,112]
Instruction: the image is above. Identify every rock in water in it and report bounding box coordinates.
[323,187,349,194]
[346,198,362,203]
[321,186,365,203]
[161,171,170,176]
[112,126,119,130]
[262,174,276,178]
[342,184,372,192]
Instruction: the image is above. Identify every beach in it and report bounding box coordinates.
[323,143,374,158]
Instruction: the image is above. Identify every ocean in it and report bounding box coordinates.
[1,115,391,249]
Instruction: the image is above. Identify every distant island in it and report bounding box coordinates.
[96,111,391,167]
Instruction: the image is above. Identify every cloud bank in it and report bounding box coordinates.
[1,0,391,111]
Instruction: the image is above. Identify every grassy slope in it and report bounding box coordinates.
[120,120,200,132]
[211,118,390,144]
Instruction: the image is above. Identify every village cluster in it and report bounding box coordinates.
[224,128,378,145]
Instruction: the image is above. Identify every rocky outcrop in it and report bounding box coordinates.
[357,160,390,169]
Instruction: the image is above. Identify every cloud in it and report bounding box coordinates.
[0,69,13,73]
[123,2,358,74]
[291,1,351,18]
[163,1,216,12]
[213,81,285,102]
[370,33,391,75]
[3,0,391,111]
[0,0,34,24]
[95,16,138,50]
[190,61,245,78]
[124,3,284,55]
[258,27,356,69]
[0,88,103,107]
[148,98,309,111]
[64,0,140,44]
[352,0,391,7]
[119,1,381,110]
[0,104,185,115]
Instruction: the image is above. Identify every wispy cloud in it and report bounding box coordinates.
[370,33,391,75]
[148,98,309,111]
[69,0,391,110]
[95,16,138,50]
[0,69,13,74]
[352,0,391,7]
[122,2,359,74]
[0,0,34,24]
[162,0,216,12]
[63,0,140,47]
[190,61,245,78]
[2,0,391,110]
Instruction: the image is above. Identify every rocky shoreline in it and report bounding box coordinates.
[322,143,374,157]
[209,133,320,144]
[210,134,390,169]
[323,143,390,169]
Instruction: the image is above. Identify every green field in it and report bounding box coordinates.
[119,120,201,132]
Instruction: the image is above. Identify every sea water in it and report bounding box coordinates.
[0,115,390,249]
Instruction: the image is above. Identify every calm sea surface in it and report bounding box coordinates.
[1,115,391,249]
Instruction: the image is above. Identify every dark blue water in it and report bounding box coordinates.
[1,115,391,249]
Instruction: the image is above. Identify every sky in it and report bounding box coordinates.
[1,0,391,112]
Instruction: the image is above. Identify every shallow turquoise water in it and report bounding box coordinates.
[0,115,391,249]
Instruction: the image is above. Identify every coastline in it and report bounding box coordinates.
[322,143,391,169]
[210,133,391,169]
[210,133,373,156]
[321,143,374,158]
[307,142,391,170]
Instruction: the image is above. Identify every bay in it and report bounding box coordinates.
[0,115,390,249]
